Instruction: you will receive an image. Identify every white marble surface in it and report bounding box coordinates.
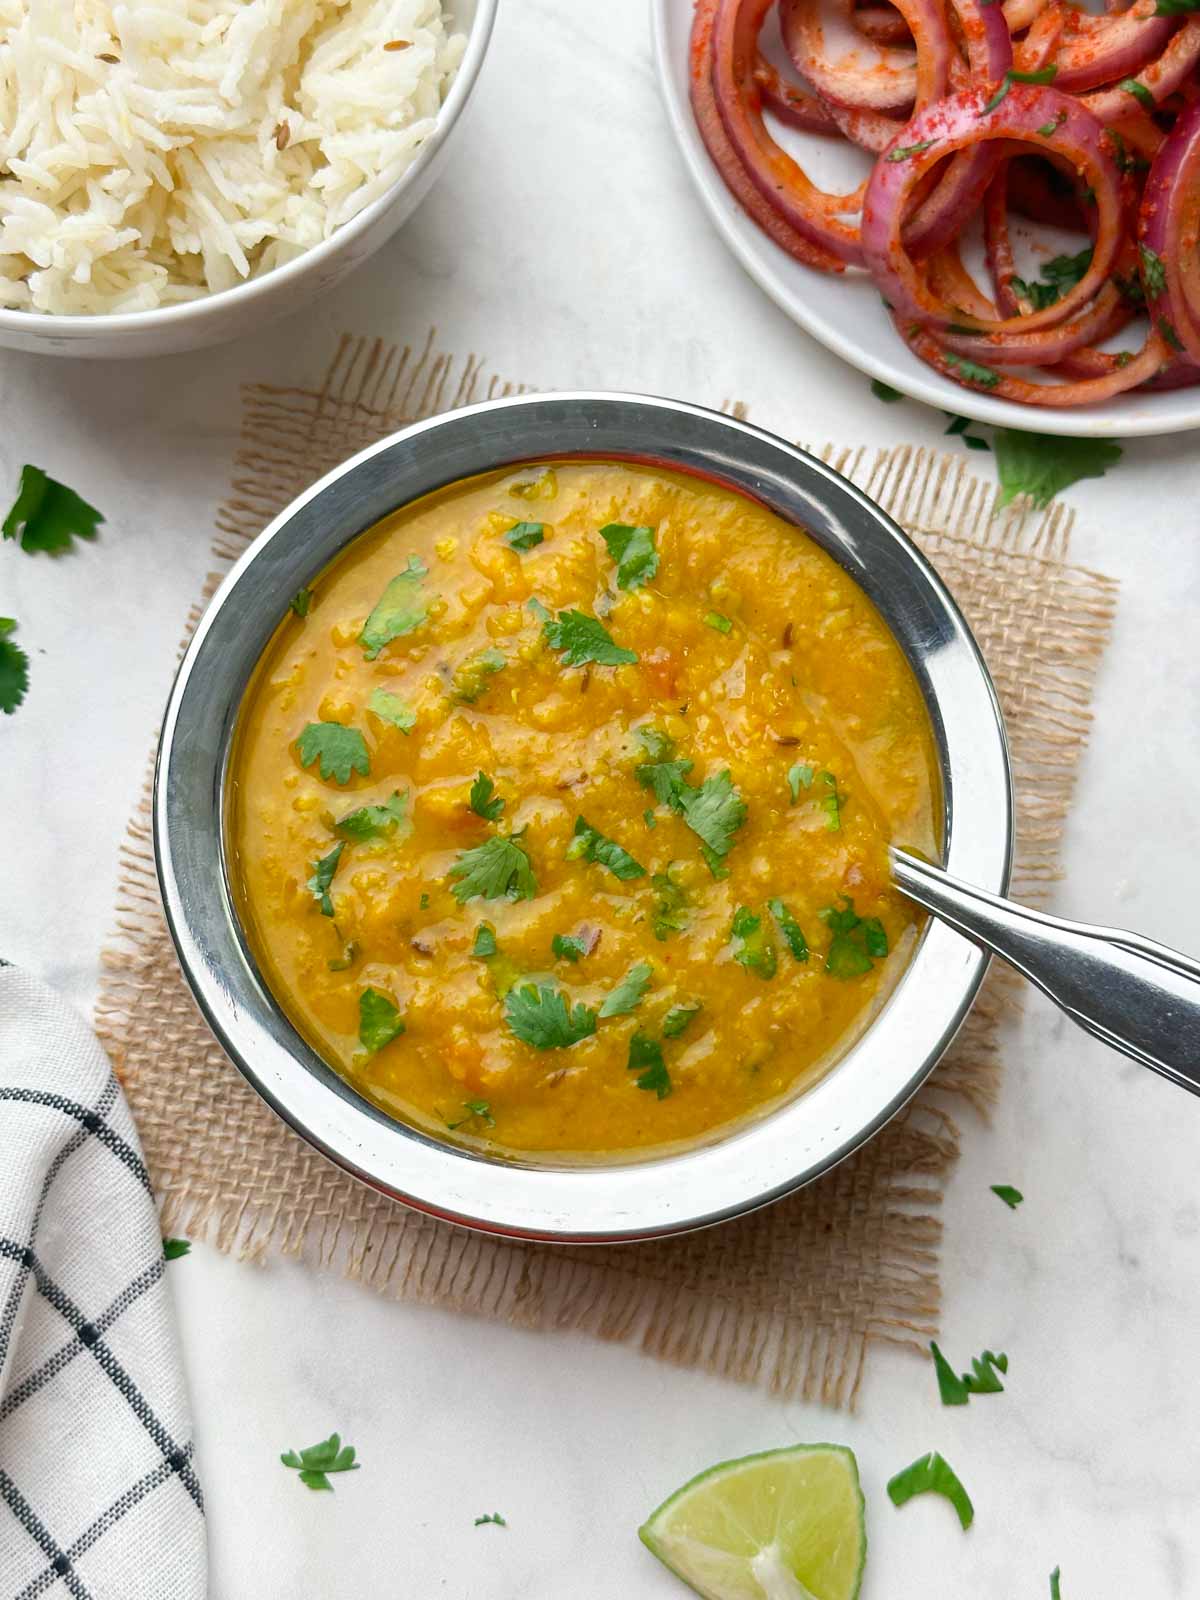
[3,3,1199,1596]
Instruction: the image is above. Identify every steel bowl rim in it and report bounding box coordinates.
[154,390,1014,1242]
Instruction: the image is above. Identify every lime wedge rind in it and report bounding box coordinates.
[639,1443,867,1600]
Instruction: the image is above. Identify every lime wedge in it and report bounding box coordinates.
[638,1444,867,1600]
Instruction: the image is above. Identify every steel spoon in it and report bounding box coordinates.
[891,848,1200,1094]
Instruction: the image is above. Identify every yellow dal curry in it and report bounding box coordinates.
[228,461,940,1158]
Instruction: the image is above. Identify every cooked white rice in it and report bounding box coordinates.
[0,0,466,315]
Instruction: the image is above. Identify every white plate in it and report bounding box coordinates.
[651,0,1199,437]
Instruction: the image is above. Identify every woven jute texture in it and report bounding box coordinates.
[96,331,1118,1409]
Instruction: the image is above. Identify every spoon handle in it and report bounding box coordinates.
[891,848,1200,1094]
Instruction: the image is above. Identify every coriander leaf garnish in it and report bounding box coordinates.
[360,555,429,660]
[566,816,646,880]
[598,962,653,1018]
[1011,247,1092,312]
[163,1238,191,1261]
[637,755,694,808]
[704,611,732,634]
[600,522,659,590]
[336,790,407,840]
[552,933,587,962]
[2,465,104,554]
[992,430,1122,510]
[991,1183,1023,1209]
[768,899,809,962]
[452,647,506,703]
[931,1342,1008,1405]
[662,1002,701,1038]
[636,726,675,762]
[506,520,545,551]
[651,868,690,941]
[1155,0,1200,10]
[981,63,1057,115]
[469,771,505,822]
[1120,75,1155,108]
[448,1099,495,1130]
[296,721,370,785]
[886,138,936,162]
[822,898,888,979]
[544,609,638,667]
[449,834,537,903]
[358,987,405,1054]
[472,922,498,959]
[678,771,747,864]
[367,687,416,733]
[290,587,314,618]
[280,1433,360,1493]
[943,353,1001,390]
[787,763,814,803]
[475,1512,508,1527]
[504,982,597,1049]
[731,906,777,979]
[0,618,29,715]
[1142,245,1167,300]
[819,770,844,832]
[871,379,903,402]
[887,1452,973,1530]
[307,841,344,916]
[628,1033,671,1098]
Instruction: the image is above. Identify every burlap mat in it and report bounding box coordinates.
[95,331,1117,1409]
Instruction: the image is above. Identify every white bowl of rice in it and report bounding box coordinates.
[0,0,495,358]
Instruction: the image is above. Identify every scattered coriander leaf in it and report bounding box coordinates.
[469,771,505,822]
[931,1341,971,1405]
[544,608,638,667]
[472,922,498,959]
[475,1512,507,1527]
[678,770,747,863]
[768,899,809,962]
[822,898,888,979]
[449,834,537,903]
[367,687,416,733]
[598,962,653,1019]
[1011,247,1092,311]
[982,63,1057,114]
[662,1002,701,1038]
[452,647,506,703]
[819,770,844,832]
[886,138,936,162]
[651,868,690,941]
[700,842,730,880]
[887,1451,974,1529]
[963,1350,1008,1393]
[358,987,404,1054]
[637,754,694,809]
[419,893,430,909]
[448,1099,495,1130]
[2,465,104,554]
[600,522,659,590]
[296,722,370,785]
[504,982,597,1049]
[552,933,587,962]
[1155,0,1199,11]
[360,555,429,659]
[945,415,970,436]
[635,726,675,762]
[280,1432,360,1492]
[1159,315,1186,352]
[0,618,29,715]
[704,611,733,634]
[290,587,314,617]
[628,1033,671,1098]
[731,906,777,980]
[991,1183,1023,1209]
[336,791,408,840]
[871,378,903,401]
[963,434,991,452]
[644,808,657,829]
[566,816,646,881]
[993,430,1122,510]
[506,521,545,552]
[1036,109,1067,136]
[163,1238,191,1261]
[787,763,814,803]
[307,841,345,916]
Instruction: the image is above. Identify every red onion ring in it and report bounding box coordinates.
[754,53,840,130]
[1138,96,1200,365]
[779,0,920,112]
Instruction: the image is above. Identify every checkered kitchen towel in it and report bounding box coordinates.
[0,965,205,1598]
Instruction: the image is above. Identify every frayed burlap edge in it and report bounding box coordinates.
[95,332,1117,1408]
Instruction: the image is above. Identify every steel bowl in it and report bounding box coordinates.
[155,394,1013,1242]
